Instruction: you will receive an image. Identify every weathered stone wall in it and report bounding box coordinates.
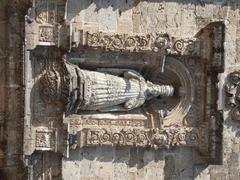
[62,1,240,180]
[1,0,240,179]
[0,0,29,179]
[0,0,8,173]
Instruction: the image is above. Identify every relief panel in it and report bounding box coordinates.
[79,31,201,56]
[35,129,57,151]
[24,1,224,164]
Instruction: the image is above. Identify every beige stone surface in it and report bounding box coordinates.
[61,1,240,179]
[1,0,240,179]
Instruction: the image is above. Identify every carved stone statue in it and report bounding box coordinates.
[39,60,174,113]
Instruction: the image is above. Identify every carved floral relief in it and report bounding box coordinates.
[85,32,200,55]
[77,127,199,149]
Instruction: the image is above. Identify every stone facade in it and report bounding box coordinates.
[1,0,240,180]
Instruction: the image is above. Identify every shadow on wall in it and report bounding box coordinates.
[66,0,233,22]
[0,170,7,180]
[29,46,63,78]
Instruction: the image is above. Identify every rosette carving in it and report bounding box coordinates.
[138,35,150,47]
[154,34,170,50]
[125,37,136,47]
[88,131,100,145]
[102,35,112,46]
[81,128,199,148]
[124,131,137,145]
[101,132,111,143]
[111,35,124,49]
[172,39,199,55]
[86,32,152,51]
[173,40,184,53]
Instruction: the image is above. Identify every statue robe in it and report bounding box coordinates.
[65,62,146,112]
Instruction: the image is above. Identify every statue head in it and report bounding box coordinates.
[145,81,174,99]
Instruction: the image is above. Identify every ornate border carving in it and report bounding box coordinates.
[77,127,199,149]
[82,32,200,55]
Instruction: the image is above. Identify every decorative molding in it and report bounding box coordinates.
[211,25,224,70]
[67,118,146,127]
[78,127,199,149]
[83,32,201,55]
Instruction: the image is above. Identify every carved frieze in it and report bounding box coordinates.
[78,127,199,149]
[68,118,146,127]
[83,32,200,55]
[172,38,200,55]
[86,32,153,52]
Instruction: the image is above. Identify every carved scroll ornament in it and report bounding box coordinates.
[85,32,200,55]
[77,127,199,149]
